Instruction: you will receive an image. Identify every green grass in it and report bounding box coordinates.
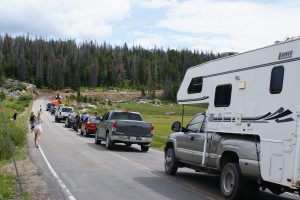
[0,97,32,200]
[0,170,16,199]
[90,102,207,150]
[74,101,207,150]
[0,169,30,200]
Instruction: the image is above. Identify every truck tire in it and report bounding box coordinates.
[141,145,149,152]
[220,163,245,200]
[95,134,101,144]
[165,148,178,175]
[106,135,113,150]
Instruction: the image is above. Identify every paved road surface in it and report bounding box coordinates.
[28,97,299,200]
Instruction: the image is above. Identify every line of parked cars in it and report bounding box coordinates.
[46,102,154,152]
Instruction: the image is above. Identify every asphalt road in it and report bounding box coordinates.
[29,97,299,200]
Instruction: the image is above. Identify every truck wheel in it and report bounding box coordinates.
[106,135,113,150]
[165,148,178,175]
[141,145,149,152]
[85,129,89,137]
[220,163,244,200]
[95,134,101,144]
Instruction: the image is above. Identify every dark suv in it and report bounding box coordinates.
[46,103,55,111]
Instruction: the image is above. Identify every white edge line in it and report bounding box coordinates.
[32,133,76,200]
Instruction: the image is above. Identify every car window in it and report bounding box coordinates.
[111,112,142,121]
[62,108,72,112]
[89,117,99,122]
[186,114,205,133]
[102,112,110,120]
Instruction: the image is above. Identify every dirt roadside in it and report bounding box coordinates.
[2,144,50,200]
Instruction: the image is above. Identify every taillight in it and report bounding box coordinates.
[112,121,117,131]
[150,124,154,135]
[87,123,95,127]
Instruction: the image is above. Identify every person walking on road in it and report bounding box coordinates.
[29,112,36,132]
[33,112,43,148]
[39,105,43,114]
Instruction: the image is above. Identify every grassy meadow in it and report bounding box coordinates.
[78,101,208,150]
[0,96,32,199]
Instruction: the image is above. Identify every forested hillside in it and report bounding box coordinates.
[0,33,218,101]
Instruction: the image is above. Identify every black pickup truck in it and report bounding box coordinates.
[95,110,154,152]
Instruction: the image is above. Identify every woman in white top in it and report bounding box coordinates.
[34,112,43,148]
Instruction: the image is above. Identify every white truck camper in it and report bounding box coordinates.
[176,37,300,198]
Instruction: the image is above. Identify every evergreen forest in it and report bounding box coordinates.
[0,34,219,101]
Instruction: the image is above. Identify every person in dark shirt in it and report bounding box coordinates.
[29,111,36,131]
[12,110,17,122]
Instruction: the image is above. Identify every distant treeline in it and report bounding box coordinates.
[0,33,219,101]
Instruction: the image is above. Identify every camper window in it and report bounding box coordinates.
[188,76,203,94]
[270,66,284,94]
[214,84,232,107]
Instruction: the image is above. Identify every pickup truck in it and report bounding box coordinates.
[164,112,261,200]
[55,106,73,122]
[95,110,154,152]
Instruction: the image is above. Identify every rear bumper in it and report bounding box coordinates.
[86,128,96,134]
[57,116,68,120]
[110,135,152,144]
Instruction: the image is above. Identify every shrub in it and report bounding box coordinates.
[0,133,11,160]
[83,96,87,103]
[69,94,76,101]
[8,123,26,146]
[18,93,33,101]
[15,84,27,91]
[0,92,5,100]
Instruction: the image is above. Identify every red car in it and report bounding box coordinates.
[81,117,100,137]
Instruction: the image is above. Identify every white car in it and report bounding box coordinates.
[55,107,73,122]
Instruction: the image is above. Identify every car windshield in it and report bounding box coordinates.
[89,117,99,122]
[111,112,142,121]
[62,108,72,112]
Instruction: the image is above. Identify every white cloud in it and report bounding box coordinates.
[156,0,300,52]
[1,0,300,52]
[132,0,177,9]
[0,0,131,41]
[132,32,165,49]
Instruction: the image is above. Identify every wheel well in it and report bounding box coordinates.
[220,151,239,171]
[164,142,174,153]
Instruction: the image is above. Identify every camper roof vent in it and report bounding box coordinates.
[275,36,300,44]
[220,52,238,58]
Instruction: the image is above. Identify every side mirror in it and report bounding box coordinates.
[171,121,181,132]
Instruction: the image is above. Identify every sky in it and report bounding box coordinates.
[0,0,300,53]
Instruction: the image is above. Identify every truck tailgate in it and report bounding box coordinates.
[115,120,152,137]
